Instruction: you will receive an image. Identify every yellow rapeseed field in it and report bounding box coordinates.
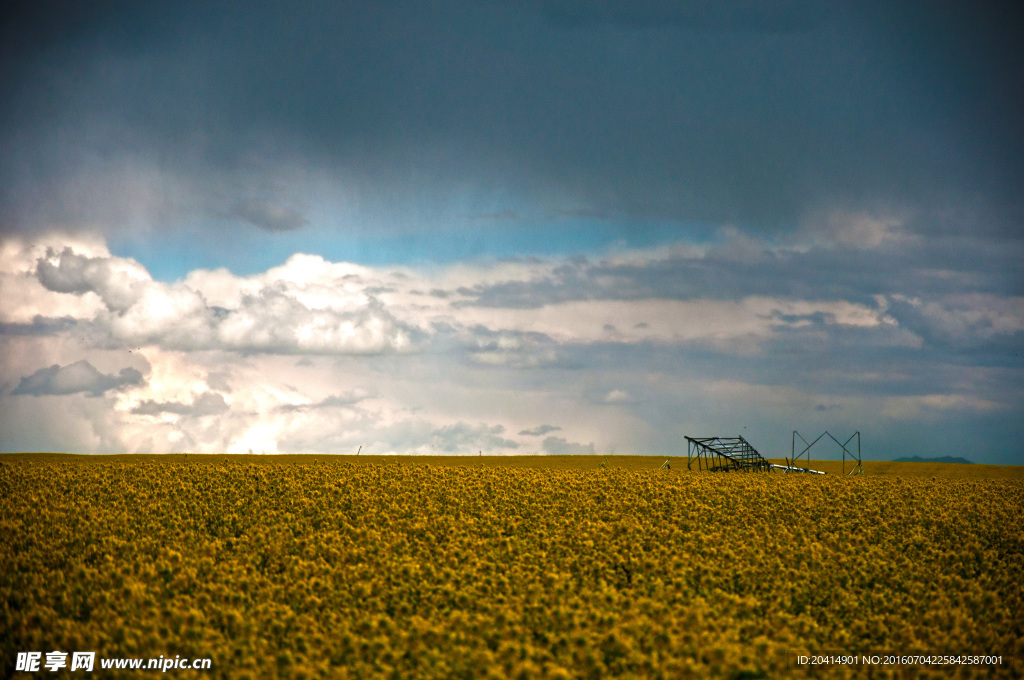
[1,456,1021,678]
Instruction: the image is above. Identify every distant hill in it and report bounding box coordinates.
[893,455,973,464]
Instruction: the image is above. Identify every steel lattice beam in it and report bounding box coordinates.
[685,436,773,472]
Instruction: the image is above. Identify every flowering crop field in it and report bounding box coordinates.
[1,456,1021,679]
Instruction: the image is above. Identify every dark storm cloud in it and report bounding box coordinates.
[228,199,308,233]
[519,424,561,436]
[0,316,79,337]
[462,326,560,368]
[449,235,1024,311]
[1,1,1021,238]
[536,0,826,32]
[276,390,372,413]
[36,248,101,294]
[131,392,228,417]
[430,423,520,453]
[542,436,596,455]
[12,360,143,397]
[546,332,1022,415]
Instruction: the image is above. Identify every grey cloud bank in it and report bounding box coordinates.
[520,425,562,437]
[131,392,229,417]
[13,360,143,397]
[1,1,1021,244]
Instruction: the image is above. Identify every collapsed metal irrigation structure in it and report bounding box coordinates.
[685,436,826,474]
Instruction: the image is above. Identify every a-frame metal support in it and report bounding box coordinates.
[793,430,862,475]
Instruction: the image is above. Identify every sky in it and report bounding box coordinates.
[1,0,1022,463]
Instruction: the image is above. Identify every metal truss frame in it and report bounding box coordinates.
[685,436,773,472]
[792,430,862,475]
